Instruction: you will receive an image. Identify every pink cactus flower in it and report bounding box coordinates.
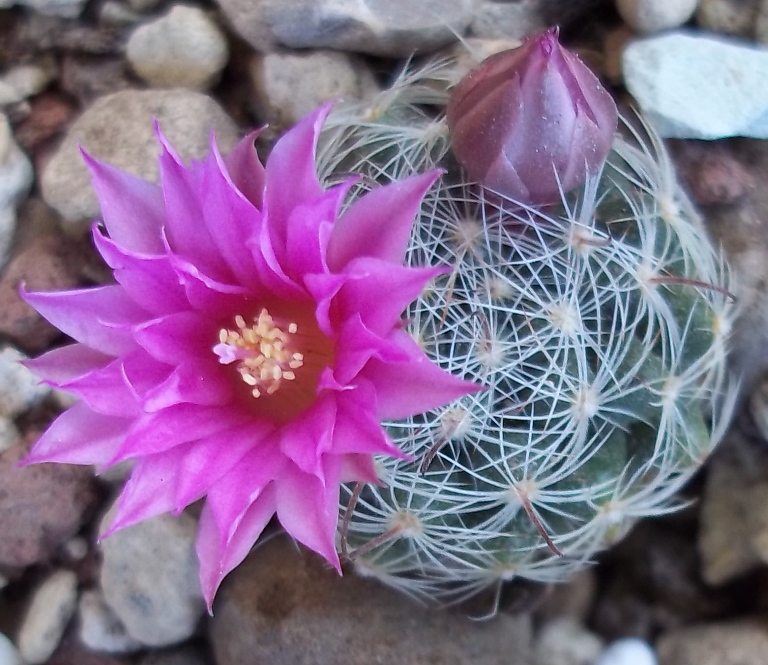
[446,27,618,205]
[21,103,479,609]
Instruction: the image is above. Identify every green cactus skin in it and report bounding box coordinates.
[317,57,738,606]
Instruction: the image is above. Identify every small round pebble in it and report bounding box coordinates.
[593,638,659,665]
[17,570,79,664]
[0,346,51,419]
[615,0,698,33]
[0,633,23,665]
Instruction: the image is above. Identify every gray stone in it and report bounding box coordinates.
[17,570,79,664]
[210,536,533,665]
[0,114,34,270]
[0,633,23,665]
[0,60,57,106]
[78,589,144,654]
[469,0,546,40]
[248,49,379,131]
[99,503,205,647]
[215,0,476,57]
[0,347,51,419]
[696,0,758,37]
[126,5,229,90]
[0,418,20,455]
[622,31,768,139]
[533,617,604,665]
[0,0,87,17]
[616,0,698,33]
[40,89,239,223]
[656,618,768,665]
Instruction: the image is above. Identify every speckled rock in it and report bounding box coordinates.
[40,89,239,223]
[126,5,229,90]
[78,589,144,654]
[0,228,82,353]
[215,0,476,57]
[210,536,533,665]
[623,31,768,139]
[99,504,205,648]
[248,49,378,131]
[17,570,79,664]
[656,617,768,665]
[696,0,758,37]
[616,0,698,33]
[0,430,98,567]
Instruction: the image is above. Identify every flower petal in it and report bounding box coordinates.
[327,171,441,270]
[22,285,145,356]
[133,311,211,364]
[363,329,484,420]
[92,228,188,315]
[23,343,113,384]
[278,396,335,477]
[223,130,265,209]
[82,150,165,254]
[274,456,341,573]
[142,358,234,411]
[21,401,129,467]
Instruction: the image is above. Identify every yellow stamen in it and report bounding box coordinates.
[214,308,304,398]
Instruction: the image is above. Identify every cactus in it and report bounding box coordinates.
[316,56,738,605]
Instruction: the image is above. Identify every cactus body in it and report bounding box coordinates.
[317,58,737,604]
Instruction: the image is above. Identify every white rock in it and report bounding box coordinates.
[616,0,699,33]
[0,114,33,269]
[470,0,546,39]
[0,60,57,106]
[99,503,205,647]
[622,31,768,139]
[0,0,87,17]
[593,638,658,665]
[0,347,50,419]
[40,89,239,223]
[17,570,79,664]
[533,617,603,665]
[248,49,379,130]
[78,589,144,653]
[126,5,229,90]
[0,633,22,665]
[0,417,20,454]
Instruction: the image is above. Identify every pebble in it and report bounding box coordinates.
[0,346,51,419]
[656,617,768,665]
[594,638,658,665]
[0,113,34,270]
[0,417,20,454]
[533,617,604,665]
[0,634,23,665]
[248,49,379,131]
[616,0,699,33]
[99,503,205,647]
[210,536,533,665]
[696,0,758,37]
[215,0,476,57]
[0,430,98,567]
[126,5,229,90]
[0,60,57,106]
[40,88,239,223]
[622,31,768,139]
[78,589,145,654]
[17,570,79,664]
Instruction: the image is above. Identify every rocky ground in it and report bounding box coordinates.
[3,0,768,664]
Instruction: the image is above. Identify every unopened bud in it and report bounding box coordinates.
[447,28,618,205]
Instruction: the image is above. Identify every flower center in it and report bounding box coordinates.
[213,309,304,399]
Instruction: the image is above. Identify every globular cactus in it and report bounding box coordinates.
[316,51,738,605]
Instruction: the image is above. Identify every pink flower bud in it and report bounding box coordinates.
[447,28,618,205]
